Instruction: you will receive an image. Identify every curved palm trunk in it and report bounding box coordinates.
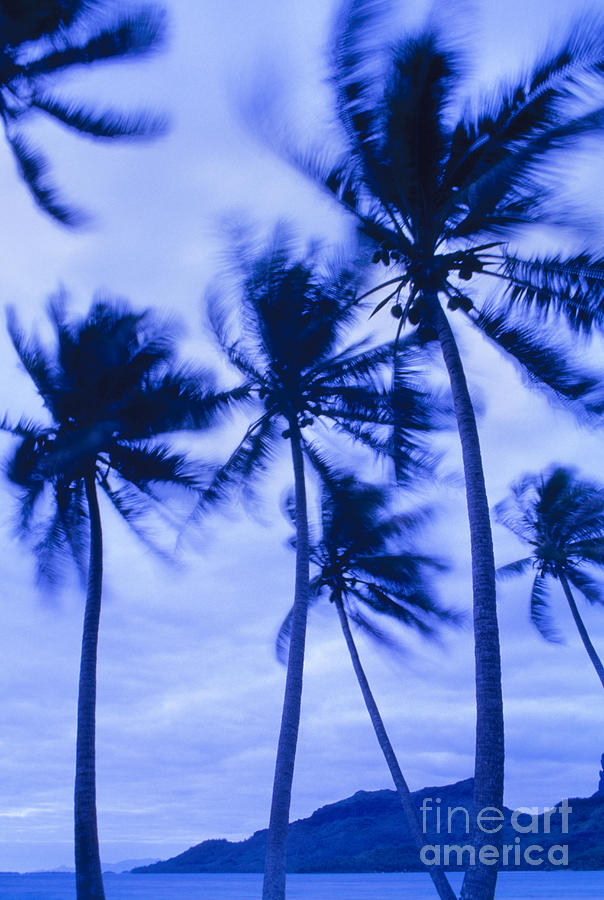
[263,423,311,900]
[334,593,457,900]
[429,298,504,900]
[74,472,105,900]
[559,572,604,689]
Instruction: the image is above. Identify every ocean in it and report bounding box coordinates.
[0,872,602,899]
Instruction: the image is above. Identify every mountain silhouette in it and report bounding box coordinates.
[134,767,604,873]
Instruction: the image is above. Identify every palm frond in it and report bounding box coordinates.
[331,0,388,153]
[319,474,390,546]
[329,416,390,458]
[0,413,47,439]
[354,552,436,586]
[305,153,366,222]
[100,479,174,564]
[5,131,85,225]
[11,478,46,537]
[21,6,166,77]
[275,607,294,665]
[311,337,393,384]
[382,31,459,217]
[448,8,604,193]
[526,15,604,91]
[390,352,441,482]
[125,367,243,438]
[472,302,604,414]
[0,0,93,45]
[33,479,88,587]
[530,574,562,643]
[32,94,168,140]
[207,288,264,384]
[108,441,206,492]
[496,557,534,579]
[451,107,604,239]
[200,414,279,510]
[285,146,407,252]
[500,253,604,333]
[322,384,395,424]
[346,601,406,655]
[6,306,59,408]
[298,439,343,491]
[569,537,604,567]
[566,567,603,606]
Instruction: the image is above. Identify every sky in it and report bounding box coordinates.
[0,0,604,874]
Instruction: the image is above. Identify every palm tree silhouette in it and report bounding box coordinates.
[278,4,604,895]
[205,229,438,900]
[0,1,166,224]
[278,474,461,900]
[2,298,220,900]
[495,465,604,690]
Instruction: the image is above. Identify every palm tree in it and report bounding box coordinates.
[278,474,461,900]
[204,228,439,900]
[0,1,166,224]
[495,465,604,689]
[276,4,604,895]
[2,298,220,900]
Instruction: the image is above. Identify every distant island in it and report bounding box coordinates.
[28,858,159,875]
[134,757,604,873]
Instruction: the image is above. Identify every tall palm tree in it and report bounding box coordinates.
[277,4,604,895]
[495,465,604,689]
[278,474,461,900]
[0,1,166,224]
[204,229,439,900]
[2,298,221,900]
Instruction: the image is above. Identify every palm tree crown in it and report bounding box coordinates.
[3,298,216,578]
[0,1,166,224]
[495,465,604,687]
[279,475,456,654]
[293,0,604,399]
[206,230,439,499]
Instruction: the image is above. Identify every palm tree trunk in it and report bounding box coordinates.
[334,592,457,900]
[74,471,106,900]
[263,422,311,900]
[428,297,504,900]
[559,572,604,689]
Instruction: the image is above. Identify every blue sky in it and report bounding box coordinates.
[0,0,603,873]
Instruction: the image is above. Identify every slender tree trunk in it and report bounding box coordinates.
[334,593,457,900]
[74,472,106,900]
[428,298,504,900]
[263,423,311,900]
[559,572,604,689]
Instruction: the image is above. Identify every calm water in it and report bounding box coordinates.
[0,872,602,899]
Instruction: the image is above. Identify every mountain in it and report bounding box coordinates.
[31,858,159,875]
[103,858,160,873]
[134,769,604,873]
